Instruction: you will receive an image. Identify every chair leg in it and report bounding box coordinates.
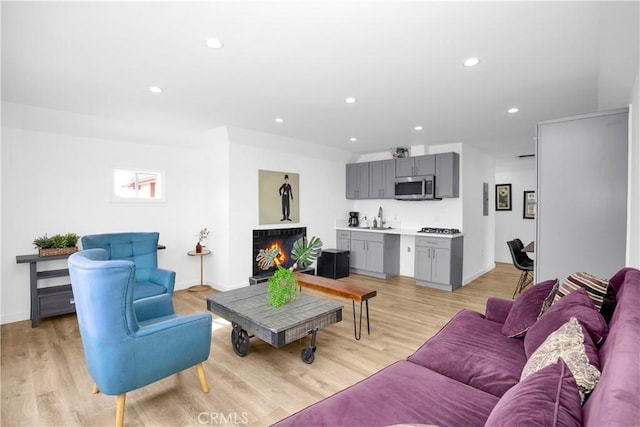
[115,393,126,427]
[196,363,209,393]
[92,384,100,394]
[513,271,530,298]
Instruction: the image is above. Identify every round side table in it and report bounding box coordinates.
[187,249,212,292]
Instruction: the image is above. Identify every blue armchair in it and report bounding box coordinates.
[68,249,212,427]
[81,232,175,300]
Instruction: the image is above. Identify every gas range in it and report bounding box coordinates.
[418,227,461,235]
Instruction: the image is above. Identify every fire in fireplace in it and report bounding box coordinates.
[252,227,307,278]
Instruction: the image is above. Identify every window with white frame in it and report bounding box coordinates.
[112,169,164,201]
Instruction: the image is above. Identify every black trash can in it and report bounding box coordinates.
[317,249,350,279]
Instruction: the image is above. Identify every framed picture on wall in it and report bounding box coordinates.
[258,170,300,224]
[495,183,512,211]
[523,191,536,219]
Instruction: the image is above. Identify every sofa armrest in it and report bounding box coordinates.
[149,268,176,294]
[485,297,514,324]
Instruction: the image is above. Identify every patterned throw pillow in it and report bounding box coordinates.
[521,317,601,403]
[539,279,560,316]
[501,279,559,338]
[554,272,615,315]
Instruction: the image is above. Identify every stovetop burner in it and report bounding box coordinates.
[418,227,461,235]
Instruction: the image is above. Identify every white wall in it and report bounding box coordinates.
[462,144,496,283]
[194,126,232,288]
[0,106,354,323]
[1,104,214,324]
[214,126,354,290]
[494,157,536,263]
[627,64,640,268]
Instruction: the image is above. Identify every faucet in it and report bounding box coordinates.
[378,206,383,226]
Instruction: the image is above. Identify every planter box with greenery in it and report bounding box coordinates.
[33,233,80,257]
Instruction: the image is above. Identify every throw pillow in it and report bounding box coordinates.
[485,360,582,427]
[539,280,560,316]
[524,287,608,358]
[521,317,601,403]
[554,272,616,320]
[502,279,559,338]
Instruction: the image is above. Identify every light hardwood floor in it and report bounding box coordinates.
[1,263,519,427]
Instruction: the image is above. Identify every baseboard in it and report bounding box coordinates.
[463,263,496,286]
[1,311,30,325]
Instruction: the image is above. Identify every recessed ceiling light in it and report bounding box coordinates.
[463,57,480,67]
[350,137,357,142]
[345,97,356,104]
[508,107,519,114]
[204,38,224,49]
[275,117,284,123]
[414,126,423,131]
[149,86,163,93]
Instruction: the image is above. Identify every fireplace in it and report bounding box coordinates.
[252,227,307,279]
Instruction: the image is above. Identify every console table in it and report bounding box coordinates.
[16,253,75,327]
[17,244,168,327]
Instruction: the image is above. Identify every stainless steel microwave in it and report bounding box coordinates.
[394,175,435,200]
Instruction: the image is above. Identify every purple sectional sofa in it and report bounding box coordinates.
[274,267,640,427]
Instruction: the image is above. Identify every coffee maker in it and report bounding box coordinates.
[348,211,360,227]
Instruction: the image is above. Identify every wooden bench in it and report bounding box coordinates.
[294,272,377,340]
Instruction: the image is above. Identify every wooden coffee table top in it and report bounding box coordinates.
[206,283,342,348]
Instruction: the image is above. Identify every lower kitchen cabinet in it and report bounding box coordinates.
[337,230,351,251]
[414,235,463,291]
[336,230,399,279]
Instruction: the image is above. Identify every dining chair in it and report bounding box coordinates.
[513,238,534,267]
[507,240,534,298]
[68,248,212,427]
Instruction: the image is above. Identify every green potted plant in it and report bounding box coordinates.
[266,236,323,307]
[33,232,80,257]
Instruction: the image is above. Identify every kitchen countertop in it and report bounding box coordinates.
[336,226,464,238]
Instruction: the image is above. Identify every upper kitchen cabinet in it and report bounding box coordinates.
[435,152,459,198]
[346,162,370,199]
[369,159,396,199]
[395,154,435,177]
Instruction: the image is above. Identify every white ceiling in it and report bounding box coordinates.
[2,1,638,158]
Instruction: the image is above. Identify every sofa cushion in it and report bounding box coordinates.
[273,361,499,427]
[502,279,558,338]
[408,310,527,397]
[133,281,167,299]
[521,317,601,403]
[485,360,582,427]
[525,288,608,358]
[554,272,616,321]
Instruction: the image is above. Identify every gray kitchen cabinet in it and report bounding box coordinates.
[395,155,435,177]
[414,235,463,291]
[347,231,400,279]
[369,159,396,199]
[346,162,370,199]
[336,230,351,251]
[435,152,459,198]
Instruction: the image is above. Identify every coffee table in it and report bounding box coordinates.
[206,284,342,364]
